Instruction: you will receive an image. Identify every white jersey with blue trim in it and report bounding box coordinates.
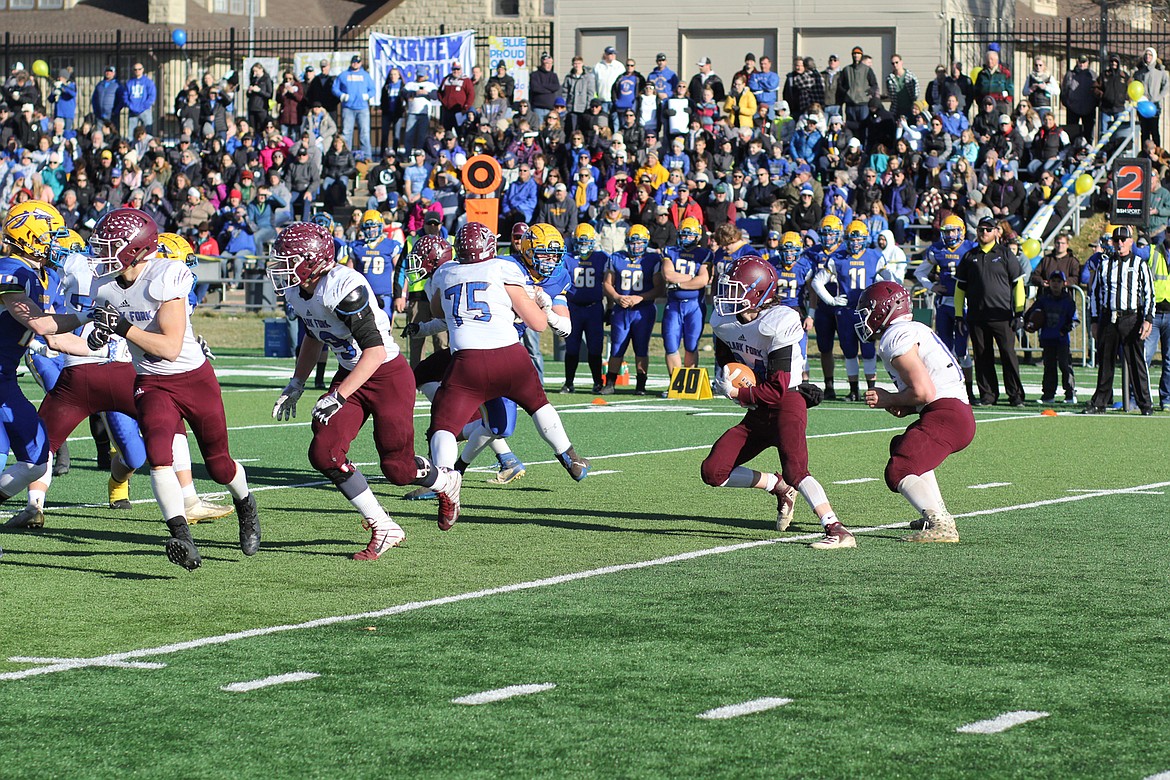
[58,251,129,369]
[710,304,804,388]
[877,320,968,409]
[91,256,206,376]
[285,264,399,372]
[431,257,528,352]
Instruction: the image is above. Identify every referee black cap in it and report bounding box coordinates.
[1112,225,1134,241]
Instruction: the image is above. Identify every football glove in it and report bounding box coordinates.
[797,382,824,408]
[92,303,131,337]
[312,390,347,425]
[832,295,849,307]
[402,322,420,338]
[532,287,553,310]
[196,334,216,360]
[272,377,306,421]
[86,326,111,352]
[712,367,736,400]
[545,310,571,339]
[1010,314,1024,331]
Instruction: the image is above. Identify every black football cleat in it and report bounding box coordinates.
[164,517,202,571]
[165,537,203,571]
[823,386,837,401]
[234,493,261,556]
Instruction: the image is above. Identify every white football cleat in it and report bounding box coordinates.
[185,497,234,524]
[437,467,462,531]
[354,517,405,560]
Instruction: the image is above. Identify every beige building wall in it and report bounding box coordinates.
[556,0,1008,101]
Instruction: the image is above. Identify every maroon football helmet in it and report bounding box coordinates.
[455,221,497,264]
[268,221,336,292]
[88,208,159,277]
[511,222,529,248]
[855,280,912,342]
[405,234,454,280]
[715,255,777,316]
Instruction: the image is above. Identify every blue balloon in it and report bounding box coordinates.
[172,28,187,48]
[1138,99,1158,119]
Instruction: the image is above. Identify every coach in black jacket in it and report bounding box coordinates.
[954,216,1027,406]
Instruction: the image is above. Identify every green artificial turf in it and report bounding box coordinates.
[1,354,1168,778]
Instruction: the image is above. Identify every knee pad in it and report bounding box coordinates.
[483,397,518,438]
[700,457,730,487]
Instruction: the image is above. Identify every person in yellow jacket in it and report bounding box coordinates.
[724,74,758,128]
[1144,241,1170,409]
[634,150,669,190]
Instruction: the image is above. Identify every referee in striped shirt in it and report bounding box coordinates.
[1087,225,1156,415]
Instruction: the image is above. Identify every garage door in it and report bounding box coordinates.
[794,28,894,74]
[576,28,630,61]
[680,30,777,83]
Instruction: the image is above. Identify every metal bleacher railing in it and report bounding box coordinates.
[1016,108,1139,367]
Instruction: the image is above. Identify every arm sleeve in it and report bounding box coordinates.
[333,284,382,350]
[953,287,965,312]
[810,266,835,305]
[914,255,934,288]
[1013,277,1025,313]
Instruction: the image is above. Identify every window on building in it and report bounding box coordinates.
[7,0,36,10]
[542,0,555,15]
[38,0,64,8]
[494,0,519,17]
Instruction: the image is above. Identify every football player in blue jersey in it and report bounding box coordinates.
[772,231,815,377]
[0,202,84,516]
[561,223,609,393]
[601,224,663,395]
[661,216,712,379]
[349,209,403,312]
[511,223,572,380]
[811,220,893,400]
[808,214,844,399]
[915,214,976,402]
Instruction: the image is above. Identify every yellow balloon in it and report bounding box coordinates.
[1075,173,1095,196]
[1021,238,1042,259]
[1128,80,1146,102]
[31,59,49,78]
[969,66,983,84]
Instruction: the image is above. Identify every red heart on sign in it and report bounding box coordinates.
[516,59,524,67]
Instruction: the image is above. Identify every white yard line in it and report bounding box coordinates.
[1142,772,1170,780]
[956,710,1049,734]
[967,482,1012,489]
[697,697,792,720]
[450,683,556,705]
[220,672,320,693]
[4,479,1167,684]
[833,478,879,485]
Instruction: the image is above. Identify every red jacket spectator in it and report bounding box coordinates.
[669,196,705,228]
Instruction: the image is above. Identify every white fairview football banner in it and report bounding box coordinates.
[368,30,476,95]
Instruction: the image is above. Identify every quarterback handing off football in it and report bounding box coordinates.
[723,362,756,388]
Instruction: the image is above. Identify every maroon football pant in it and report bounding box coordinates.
[135,361,237,485]
[700,390,811,488]
[429,343,549,437]
[884,397,976,491]
[309,355,419,486]
[39,362,140,453]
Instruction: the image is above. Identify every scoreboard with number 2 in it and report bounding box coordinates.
[1111,157,1152,227]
